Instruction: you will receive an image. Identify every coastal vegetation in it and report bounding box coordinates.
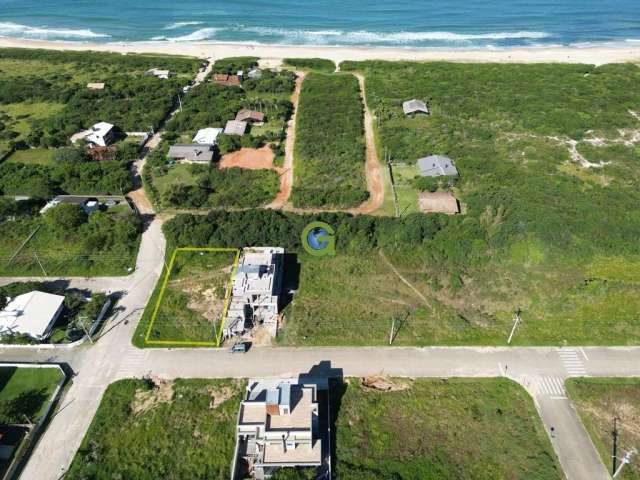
[0,200,141,276]
[291,73,368,208]
[211,56,259,74]
[158,200,640,345]
[66,378,244,479]
[566,378,640,480]
[283,58,336,73]
[0,48,199,151]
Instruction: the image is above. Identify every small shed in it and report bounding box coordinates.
[403,99,429,116]
[418,192,459,215]
[224,120,247,136]
[146,68,171,79]
[168,144,214,163]
[235,109,265,123]
[87,82,105,90]
[417,155,458,177]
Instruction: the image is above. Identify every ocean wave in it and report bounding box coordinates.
[0,21,109,40]
[163,21,204,30]
[239,26,551,44]
[161,27,221,42]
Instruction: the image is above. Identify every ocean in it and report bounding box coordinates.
[0,0,639,49]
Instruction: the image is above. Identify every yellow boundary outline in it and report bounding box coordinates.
[144,247,241,347]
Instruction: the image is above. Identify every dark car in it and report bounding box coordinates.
[230,342,248,354]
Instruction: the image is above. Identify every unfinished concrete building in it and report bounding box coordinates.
[224,247,284,339]
[232,378,329,480]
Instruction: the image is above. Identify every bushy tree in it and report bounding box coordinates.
[45,203,88,232]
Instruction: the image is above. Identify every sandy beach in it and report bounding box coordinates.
[0,37,639,65]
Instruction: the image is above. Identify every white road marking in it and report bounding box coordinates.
[536,376,567,398]
[558,348,587,376]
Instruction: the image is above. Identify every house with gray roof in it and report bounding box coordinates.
[168,144,214,164]
[402,99,429,116]
[224,120,247,136]
[417,155,458,177]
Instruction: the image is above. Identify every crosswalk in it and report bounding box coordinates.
[537,376,567,399]
[116,349,148,379]
[558,348,587,377]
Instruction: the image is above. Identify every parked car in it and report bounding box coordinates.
[230,342,248,354]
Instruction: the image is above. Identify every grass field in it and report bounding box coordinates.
[0,210,141,277]
[5,148,53,165]
[142,248,238,346]
[330,378,561,479]
[0,366,63,423]
[291,73,368,208]
[66,378,245,480]
[566,378,640,480]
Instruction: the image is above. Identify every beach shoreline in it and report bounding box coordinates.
[0,36,639,65]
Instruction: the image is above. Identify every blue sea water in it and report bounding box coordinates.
[0,0,639,49]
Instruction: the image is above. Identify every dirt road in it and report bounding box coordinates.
[267,71,305,209]
[351,73,384,215]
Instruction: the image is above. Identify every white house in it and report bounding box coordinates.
[86,122,116,147]
[146,68,171,79]
[192,127,223,145]
[233,378,324,480]
[0,291,65,340]
[224,247,283,338]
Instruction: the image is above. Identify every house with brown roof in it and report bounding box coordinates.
[418,191,459,214]
[213,73,241,87]
[235,109,265,123]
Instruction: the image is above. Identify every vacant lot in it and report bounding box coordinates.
[0,206,141,277]
[142,249,238,346]
[291,73,368,208]
[331,61,640,343]
[566,378,640,480]
[66,378,244,480]
[151,162,280,210]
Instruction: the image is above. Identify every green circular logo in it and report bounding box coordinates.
[301,221,335,256]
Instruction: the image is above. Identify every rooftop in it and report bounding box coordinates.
[168,144,214,163]
[235,109,265,123]
[263,442,322,465]
[224,120,247,136]
[0,291,64,339]
[403,99,429,115]
[192,127,223,145]
[417,155,459,177]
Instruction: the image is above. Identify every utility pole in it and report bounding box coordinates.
[507,308,522,344]
[79,315,94,344]
[612,417,619,475]
[33,251,47,277]
[178,94,183,113]
[389,317,396,345]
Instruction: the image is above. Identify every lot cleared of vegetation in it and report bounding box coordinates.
[291,73,368,208]
[0,198,141,277]
[566,378,640,480]
[141,248,238,346]
[65,378,245,480]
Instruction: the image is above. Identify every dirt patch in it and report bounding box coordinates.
[169,269,228,324]
[250,324,274,347]
[220,146,275,170]
[203,385,236,409]
[132,378,174,414]
[361,375,412,392]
